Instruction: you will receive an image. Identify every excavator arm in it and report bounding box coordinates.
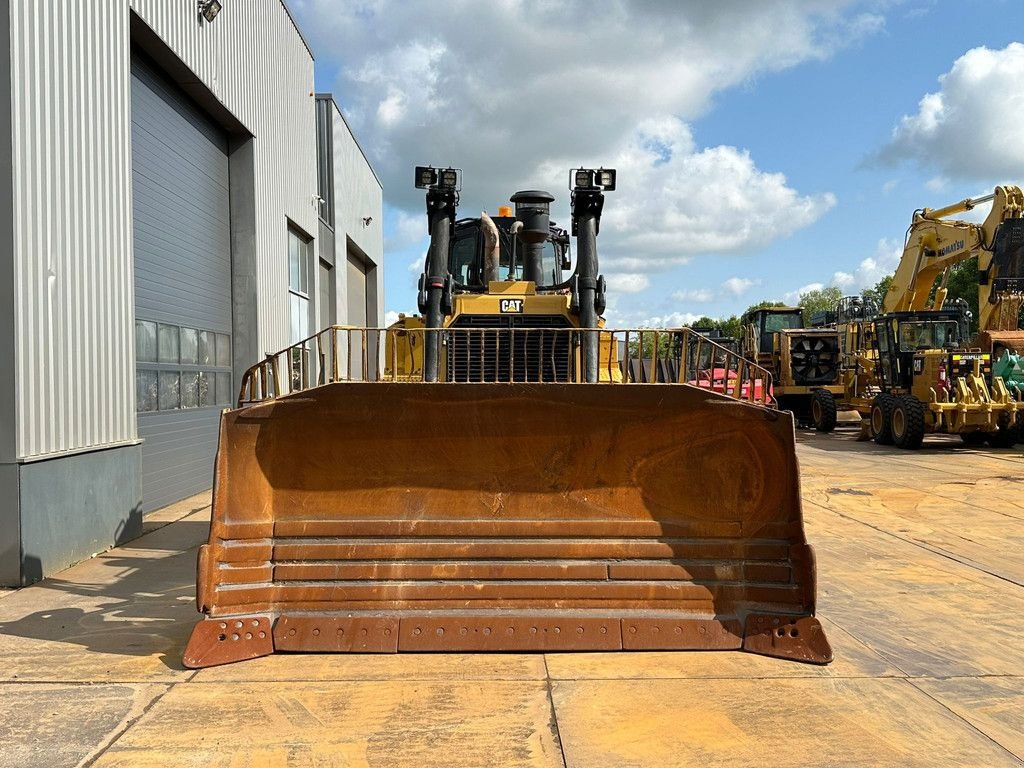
[883,185,1024,330]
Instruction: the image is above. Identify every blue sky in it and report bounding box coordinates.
[290,0,1024,326]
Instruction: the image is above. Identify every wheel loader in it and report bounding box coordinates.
[740,307,845,431]
[182,166,832,668]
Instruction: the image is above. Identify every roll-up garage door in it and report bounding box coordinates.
[131,54,233,512]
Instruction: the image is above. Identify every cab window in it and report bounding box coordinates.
[450,231,480,286]
[764,313,803,333]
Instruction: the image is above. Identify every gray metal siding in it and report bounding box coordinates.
[8,1,316,460]
[132,55,230,512]
[131,55,231,331]
[9,1,135,459]
[347,253,368,327]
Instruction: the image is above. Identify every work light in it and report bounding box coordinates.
[415,166,438,189]
[571,168,616,192]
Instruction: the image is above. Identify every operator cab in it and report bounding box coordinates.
[447,216,571,292]
[873,309,970,391]
[742,307,804,355]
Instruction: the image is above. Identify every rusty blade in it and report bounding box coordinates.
[185,382,829,666]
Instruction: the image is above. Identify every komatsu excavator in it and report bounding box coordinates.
[182,166,832,668]
[837,186,1024,447]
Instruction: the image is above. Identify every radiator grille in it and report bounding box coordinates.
[447,315,574,382]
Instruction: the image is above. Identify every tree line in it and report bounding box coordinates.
[688,275,894,340]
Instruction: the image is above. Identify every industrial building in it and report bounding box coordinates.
[0,1,383,585]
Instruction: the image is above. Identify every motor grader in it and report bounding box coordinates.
[182,166,832,668]
[740,307,844,431]
[837,187,1024,449]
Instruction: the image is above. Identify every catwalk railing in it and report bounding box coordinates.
[237,326,774,407]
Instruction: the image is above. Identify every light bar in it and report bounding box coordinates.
[571,167,616,192]
[414,165,461,191]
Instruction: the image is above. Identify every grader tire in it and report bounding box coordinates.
[988,424,1019,448]
[811,390,838,433]
[892,395,925,450]
[870,393,896,445]
[960,432,987,447]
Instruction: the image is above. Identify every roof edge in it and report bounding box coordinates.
[278,0,315,60]
[316,93,383,191]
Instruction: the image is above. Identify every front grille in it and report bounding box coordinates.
[447,315,574,382]
[789,334,839,385]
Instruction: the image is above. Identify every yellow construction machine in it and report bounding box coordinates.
[833,186,1024,448]
[182,167,832,668]
[740,306,845,431]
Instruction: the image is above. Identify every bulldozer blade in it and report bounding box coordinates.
[183,382,832,667]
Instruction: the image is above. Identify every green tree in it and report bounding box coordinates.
[743,300,786,316]
[797,286,843,317]
[937,257,980,335]
[861,275,893,308]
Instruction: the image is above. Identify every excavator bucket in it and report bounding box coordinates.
[183,327,831,668]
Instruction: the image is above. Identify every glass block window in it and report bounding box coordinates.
[136,321,232,413]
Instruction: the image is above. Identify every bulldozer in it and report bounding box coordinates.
[740,307,845,431]
[182,166,832,668]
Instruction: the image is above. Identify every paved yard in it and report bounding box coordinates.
[1,429,1022,766]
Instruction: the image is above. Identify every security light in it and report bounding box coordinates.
[198,0,222,23]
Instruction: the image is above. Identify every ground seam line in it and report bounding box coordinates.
[820,501,1024,589]
[80,673,196,767]
[543,655,570,768]
[902,677,1024,764]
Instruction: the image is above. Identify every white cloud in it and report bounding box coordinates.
[721,276,757,296]
[672,276,759,305]
[672,288,716,303]
[385,209,428,253]
[384,310,400,326]
[605,273,650,294]
[293,0,877,215]
[638,311,705,328]
[783,238,901,302]
[597,118,836,275]
[878,43,1024,179]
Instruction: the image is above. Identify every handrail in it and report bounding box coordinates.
[237,325,775,408]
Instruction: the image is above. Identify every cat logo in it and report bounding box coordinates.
[499,299,524,314]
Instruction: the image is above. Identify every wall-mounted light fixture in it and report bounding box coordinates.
[198,0,223,23]
[362,216,373,227]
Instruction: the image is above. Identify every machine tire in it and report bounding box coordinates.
[987,413,1019,448]
[960,432,987,447]
[810,390,838,432]
[870,393,896,445]
[892,395,926,450]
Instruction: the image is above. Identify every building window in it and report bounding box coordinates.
[288,225,312,343]
[135,319,232,412]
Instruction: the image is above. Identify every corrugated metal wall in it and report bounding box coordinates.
[8,0,317,460]
[329,101,385,328]
[9,2,135,459]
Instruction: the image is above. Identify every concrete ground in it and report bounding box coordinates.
[1,429,1022,767]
